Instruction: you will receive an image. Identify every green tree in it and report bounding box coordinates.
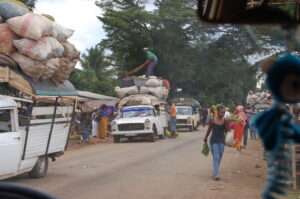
[80,45,113,81]
[69,46,117,97]
[95,0,287,106]
[69,69,116,97]
[96,0,154,76]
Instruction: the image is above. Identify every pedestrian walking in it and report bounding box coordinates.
[232,106,247,152]
[204,106,229,181]
[247,105,258,140]
[243,115,249,149]
[91,109,99,137]
[168,101,177,138]
[201,107,208,127]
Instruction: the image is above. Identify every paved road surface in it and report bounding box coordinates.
[5,129,266,199]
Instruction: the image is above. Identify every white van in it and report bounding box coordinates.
[175,105,200,132]
[0,95,74,180]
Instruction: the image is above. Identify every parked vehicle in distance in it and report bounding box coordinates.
[172,98,201,132]
[175,106,199,132]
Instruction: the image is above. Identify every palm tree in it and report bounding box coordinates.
[80,45,113,81]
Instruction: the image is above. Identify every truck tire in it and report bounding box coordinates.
[149,125,157,142]
[28,156,48,178]
[149,133,155,142]
[189,125,194,132]
[113,135,121,143]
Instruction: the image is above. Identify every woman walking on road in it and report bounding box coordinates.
[232,106,247,151]
[204,106,229,181]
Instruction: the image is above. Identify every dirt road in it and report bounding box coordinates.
[6,129,267,199]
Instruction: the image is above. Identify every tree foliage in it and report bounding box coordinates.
[69,69,116,97]
[95,0,287,106]
[69,46,117,97]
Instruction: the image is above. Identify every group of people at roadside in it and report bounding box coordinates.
[91,104,117,140]
[203,104,258,181]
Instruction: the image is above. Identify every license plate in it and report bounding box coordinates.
[125,133,137,137]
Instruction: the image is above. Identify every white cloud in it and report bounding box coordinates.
[35,0,105,53]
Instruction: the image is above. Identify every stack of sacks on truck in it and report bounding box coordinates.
[118,94,161,108]
[246,91,273,105]
[116,76,170,100]
[0,1,80,85]
[140,78,169,99]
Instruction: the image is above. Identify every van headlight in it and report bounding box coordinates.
[111,121,117,131]
[187,117,192,124]
[145,119,151,129]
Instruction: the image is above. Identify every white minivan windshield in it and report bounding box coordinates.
[176,107,192,115]
[122,107,154,118]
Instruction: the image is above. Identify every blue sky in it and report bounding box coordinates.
[35,0,155,53]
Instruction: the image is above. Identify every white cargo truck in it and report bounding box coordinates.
[0,64,77,180]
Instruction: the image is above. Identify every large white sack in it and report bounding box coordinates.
[52,23,74,42]
[140,86,151,94]
[116,86,139,99]
[225,131,234,146]
[7,13,53,40]
[0,23,17,55]
[61,41,80,61]
[40,58,60,81]
[0,2,28,20]
[119,94,157,107]
[144,78,162,87]
[51,58,76,86]
[11,52,45,81]
[140,87,164,99]
[13,37,64,61]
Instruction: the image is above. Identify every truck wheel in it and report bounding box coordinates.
[150,125,158,142]
[149,133,155,142]
[128,137,134,142]
[189,125,194,132]
[193,122,197,130]
[113,135,121,143]
[28,156,48,178]
[159,134,164,139]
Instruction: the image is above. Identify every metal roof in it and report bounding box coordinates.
[77,91,119,102]
[0,95,17,108]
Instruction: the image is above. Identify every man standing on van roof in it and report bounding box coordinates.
[143,47,158,77]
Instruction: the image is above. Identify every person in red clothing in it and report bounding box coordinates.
[232,106,247,152]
